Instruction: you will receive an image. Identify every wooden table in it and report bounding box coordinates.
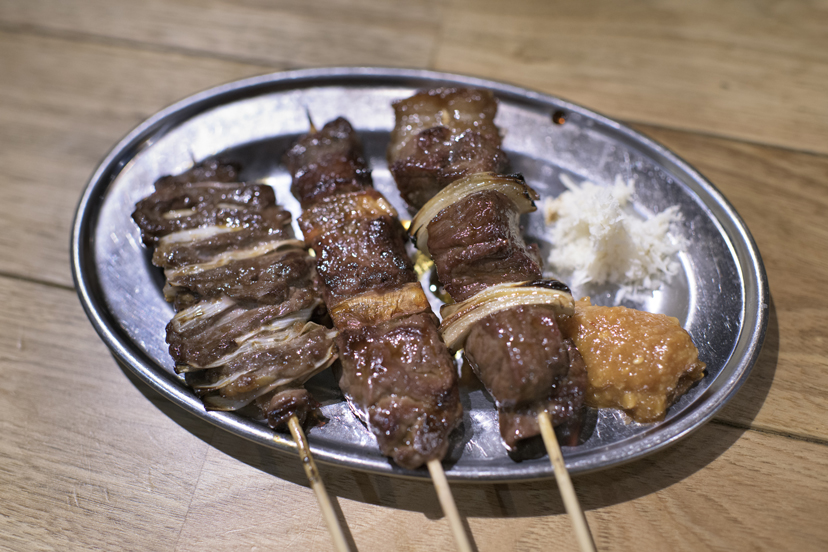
[1,1,826,550]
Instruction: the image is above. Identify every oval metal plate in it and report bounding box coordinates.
[71,68,768,481]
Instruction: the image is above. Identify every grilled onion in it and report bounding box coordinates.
[440,280,574,351]
[410,172,538,255]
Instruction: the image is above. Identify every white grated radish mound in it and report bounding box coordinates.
[542,174,686,302]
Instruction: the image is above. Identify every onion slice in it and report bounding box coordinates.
[410,172,539,256]
[440,280,574,351]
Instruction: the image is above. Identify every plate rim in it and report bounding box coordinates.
[71,66,769,482]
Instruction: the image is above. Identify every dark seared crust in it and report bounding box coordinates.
[464,305,586,449]
[337,313,461,469]
[166,248,318,305]
[298,189,398,244]
[288,118,462,468]
[132,159,332,429]
[310,215,417,308]
[387,88,509,211]
[132,180,289,245]
[256,388,321,430]
[427,190,543,301]
[496,342,587,449]
[283,117,373,209]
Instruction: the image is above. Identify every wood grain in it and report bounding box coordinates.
[632,123,828,440]
[435,0,828,154]
[0,30,272,287]
[2,2,828,550]
[0,0,441,69]
[0,276,214,550]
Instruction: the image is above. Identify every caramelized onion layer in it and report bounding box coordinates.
[410,172,538,255]
[440,281,574,351]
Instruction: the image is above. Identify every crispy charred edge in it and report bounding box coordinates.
[286,117,462,468]
[131,159,336,432]
[387,87,510,211]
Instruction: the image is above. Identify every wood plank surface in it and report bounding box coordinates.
[2,1,828,550]
[435,0,828,154]
[1,277,825,552]
[0,276,214,550]
[0,30,271,287]
[0,0,440,69]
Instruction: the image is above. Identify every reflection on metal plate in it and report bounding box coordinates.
[71,68,768,481]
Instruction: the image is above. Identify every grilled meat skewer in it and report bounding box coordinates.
[285,118,462,469]
[390,91,587,451]
[132,159,338,429]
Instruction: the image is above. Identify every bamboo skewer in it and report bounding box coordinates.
[427,459,473,552]
[286,415,351,552]
[302,112,468,552]
[537,411,597,552]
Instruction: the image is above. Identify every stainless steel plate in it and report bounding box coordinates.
[71,68,768,481]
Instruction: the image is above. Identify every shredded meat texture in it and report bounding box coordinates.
[387,87,509,211]
[286,118,461,469]
[427,189,543,302]
[132,159,337,431]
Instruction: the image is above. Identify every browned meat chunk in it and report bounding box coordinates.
[309,216,417,307]
[337,313,461,469]
[132,180,287,245]
[132,159,337,431]
[387,88,509,211]
[427,190,543,301]
[165,248,318,306]
[284,117,373,209]
[464,305,586,449]
[286,118,462,468]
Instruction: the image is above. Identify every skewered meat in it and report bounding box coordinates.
[388,88,509,211]
[389,89,587,451]
[409,172,587,450]
[285,118,462,469]
[132,159,338,430]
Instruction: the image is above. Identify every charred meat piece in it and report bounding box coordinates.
[389,88,587,452]
[285,117,373,209]
[387,88,509,211]
[285,118,462,469]
[132,159,337,430]
[464,305,586,449]
[427,189,543,302]
[428,186,586,451]
[337,313,461,468]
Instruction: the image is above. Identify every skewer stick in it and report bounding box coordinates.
[287,415,351,552]
[537,411,597,552]
[427,459,472,552]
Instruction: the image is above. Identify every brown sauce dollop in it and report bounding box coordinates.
[559,297,706,423]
